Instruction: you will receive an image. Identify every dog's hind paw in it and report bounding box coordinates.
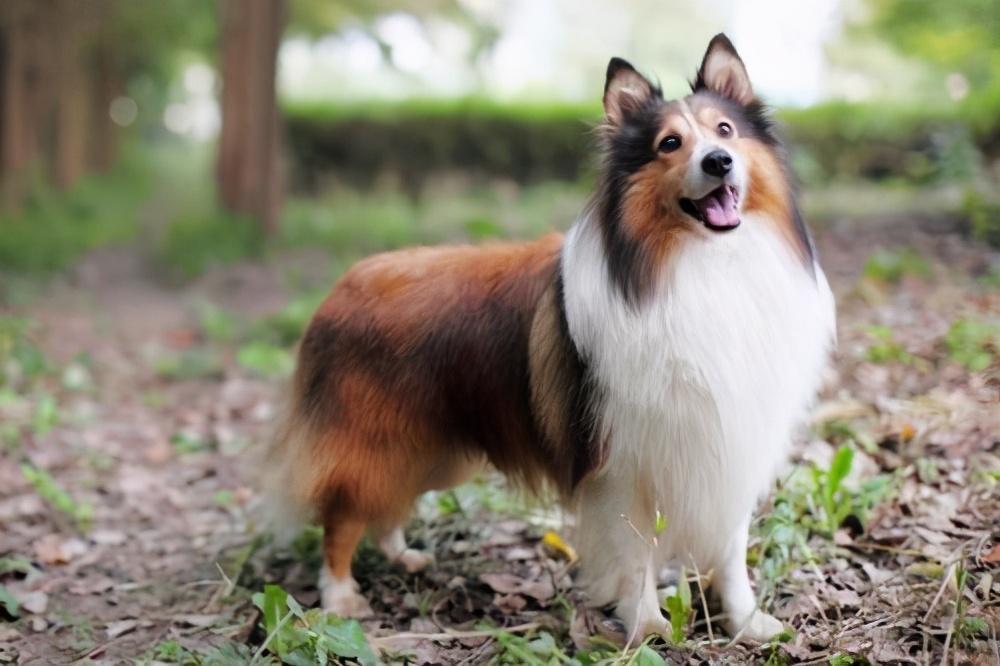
[398,548,434,574]
[320,576,373,618]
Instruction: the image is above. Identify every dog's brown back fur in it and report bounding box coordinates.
[264,232,604,540]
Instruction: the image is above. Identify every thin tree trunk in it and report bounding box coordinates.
[52,6,89,191]
[216,0,286,234]
[89,37,123,173]
[0,2,44,208]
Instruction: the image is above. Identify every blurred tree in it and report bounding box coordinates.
[0,0,215,208]
[215,0,492,234]
[217,0,287,235]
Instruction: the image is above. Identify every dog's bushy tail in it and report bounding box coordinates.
[252,378,319,545]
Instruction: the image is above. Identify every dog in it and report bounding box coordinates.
[260,34,836,643]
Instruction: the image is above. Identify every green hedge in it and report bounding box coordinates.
[283,94,1000,191]
[284,99,602,192]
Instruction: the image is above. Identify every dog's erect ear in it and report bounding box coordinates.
[693,34,754,105]
[604,57,655,125]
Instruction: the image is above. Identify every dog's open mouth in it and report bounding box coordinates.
[679,185,741,232]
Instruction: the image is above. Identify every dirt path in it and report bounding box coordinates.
[1,222,997,664]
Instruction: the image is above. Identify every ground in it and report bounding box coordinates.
[0,214,997,665]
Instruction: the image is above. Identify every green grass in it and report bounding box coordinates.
[253,584,378,666]
[280,182,584,255]
[21,463,92,531]
[0,147,152,275]
[862,248,932,284]
[753,443,895,599]
[944,318,998,371]
[154,208,263,280]
[864,325,918,364]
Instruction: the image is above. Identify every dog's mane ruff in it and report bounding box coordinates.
[590,91,668,306]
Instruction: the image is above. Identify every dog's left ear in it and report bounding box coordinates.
[693,34,754,105]
[604,57,656,126]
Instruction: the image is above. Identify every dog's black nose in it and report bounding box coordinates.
[701,150,733,177]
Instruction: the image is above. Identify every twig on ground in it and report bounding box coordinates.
[922,561,956,624]
[370,621,541,648]
[689,558,714,643]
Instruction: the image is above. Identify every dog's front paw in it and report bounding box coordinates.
[727,609,784,642]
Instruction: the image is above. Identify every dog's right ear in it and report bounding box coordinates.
[603,58,655,126]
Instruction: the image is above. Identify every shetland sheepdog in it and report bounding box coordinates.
[261,34,836,642]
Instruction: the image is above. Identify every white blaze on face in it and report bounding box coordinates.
[677,99,747,204]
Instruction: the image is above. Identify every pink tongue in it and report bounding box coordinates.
[696,187,739,227]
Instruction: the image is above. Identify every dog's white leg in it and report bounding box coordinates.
[577,472,667,640]
[716,517,783,642]
[374,525,435,573]
[319,565,373,617]
[616,550,667,642]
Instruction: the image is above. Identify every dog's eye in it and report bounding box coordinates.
[717,122,733,138]
[658,135,682,153]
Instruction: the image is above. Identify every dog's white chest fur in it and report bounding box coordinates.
[563,213,835,563]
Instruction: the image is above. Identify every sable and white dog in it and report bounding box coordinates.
[262,34,836,642]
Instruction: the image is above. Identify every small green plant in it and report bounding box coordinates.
[0,146,151,275]
[943,318,998,371]
[153,347,225,381]
[0,316,48,389]
[252,584,378,666]
[21,463,92,531]
[952,560,989,648]
[237,342,294,378]
[962,188,1000,248]
[196,302,243,343]
[761,630,795,666]
[171,431,211,454]
[805,445,893,538]
[251,292,326,346]
[753,498,815,591]
[491,628,665,665]
[653,510,667,536]
[151,639,194,663]
[755,448,894,591]
[661,568,693,644]
[0,584,19,617]
[491,629,572,664]
[814,446,855,536]
[435,489,464,516]
[862,248,931,284]
[864,325,916,364]
[155,209,262,281]
[32,393,59,435]
[816,419,877,454]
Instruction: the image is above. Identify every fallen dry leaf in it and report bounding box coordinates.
[541,530,578,562]
[105,619,138,639]
[493,593,527,614]
[14,590,48,615]
[480,572,554,603]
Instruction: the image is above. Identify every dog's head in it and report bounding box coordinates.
[600,34,783,235]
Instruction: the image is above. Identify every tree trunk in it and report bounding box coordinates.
[51,6,89,191]
[88,36,123,174]
[216,0,286,235]
[0,2,45,208]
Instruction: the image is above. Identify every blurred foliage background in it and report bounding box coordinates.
[0,0,997,281]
